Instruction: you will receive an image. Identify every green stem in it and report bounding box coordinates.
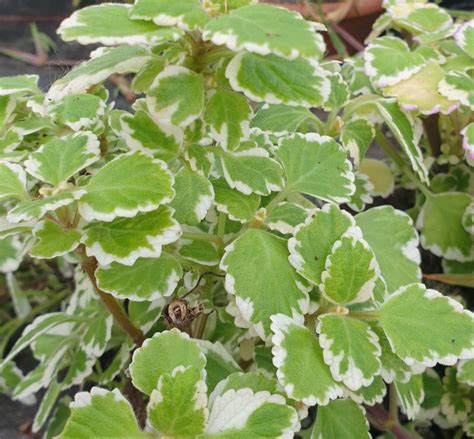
[325,108,339,135]
[388,383,399,423]
[264,189,289,215]
[217,212,227,239]
[375,130,432,198]
[348,310,379,320]
[181,231,224,247]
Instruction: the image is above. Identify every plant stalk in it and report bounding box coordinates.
[78,246,145,347]
[366,404,421,439]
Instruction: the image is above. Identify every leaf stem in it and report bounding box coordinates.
[325,108,339,135]
[374,129,432,198]
[365,404,421,439]
[348,310,379,320]
[264,189,289,215]
[181,231,224,247]
[388,383,399,423]
[77,246,145,347]
[217,212,227,239]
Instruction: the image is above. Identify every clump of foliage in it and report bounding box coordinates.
[0,0,473,437]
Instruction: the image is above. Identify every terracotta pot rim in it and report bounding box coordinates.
[265,0,384,20]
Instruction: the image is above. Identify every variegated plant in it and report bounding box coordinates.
[0,0,473,438]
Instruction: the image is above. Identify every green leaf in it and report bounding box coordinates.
[0,161,28,202]
[59,388,147,439]
[210,372,279,406]
[348,172,374,212]
[130,328,206,395]
[5,272,31,318]
[320,229,378,305]
[440,367,472,425]
[58,3,182,45]
[204,387,299,438]
[81,311,113,357]
[383,62,458,115]
[50,93,106,131]
[359,158,394,198]
[253,345,277,379]
[265,202,307,235]
[374,100,428,183]
[251,104,314,136]
[457,359,474,386]
[420,369,443,420]
[0,75,39,96]
[170,167,214,225]
[96,253,182,301]
[25,132,100,186]
[47,46,151,101]
[0,313,81,368]
[356,206,421,293]
[216,146,284,196]
[147,66,204,127]
[129,299,165,334]
[317,315,381,390]
[30,220,82,259]
[394,374,424,420]
[0,236,23,273]
[178,235,220,266]
[203,4,325,60]
[185,144,212,177]
[438,71,474,110]
[147,366,207,437]
[79,152,174,222]
[32,379,62,433]
[8,190,86,223]
[454,19,474,58]
[372,325,413,384]
[340,118,375,166]
[417,193,474,262]
[388,3,452,34]
[288,203,355,286]
[0,95,16,127]
[364,36,425,88]
[323,72,349,111]
[226,52,330,108]
[271,314,343,405]
[120,110,183,161]
[347,375,387,406]
[461,122,474,160]
[204,88,252,151]
[82,206,181,266]
[130,0,209,31]
[378,283,474,367]
[221,229,309,339]
[196,340,241,393]
[311,399,370,439]
[276,133,354,203]
[213,179,260,223]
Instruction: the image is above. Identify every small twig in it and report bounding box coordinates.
[330,21,364,52]
[77,246,145,347]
